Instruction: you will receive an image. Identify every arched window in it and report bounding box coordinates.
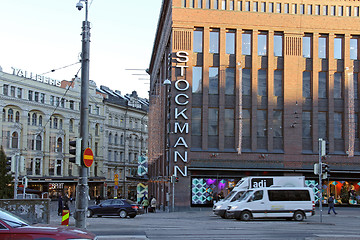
[59,119,63,130]
[32,113,37,125]
[15,111,20,123]
[39,116,43,126]
[120,135,124,145]
[36,135,42,150]
[28,113,31,125]
[11,132,18,148]
[57,137,62,152]
[108,133,112,144]
[69,119,74,132]
[53,117,58,129]
[2,109,5,122]
[8,108,13,122]
[114,134,118,145]
[95,124,99,136]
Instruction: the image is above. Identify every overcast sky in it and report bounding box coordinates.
[0,0,162,98]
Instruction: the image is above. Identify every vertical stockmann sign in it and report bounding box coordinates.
[173,51,190,177]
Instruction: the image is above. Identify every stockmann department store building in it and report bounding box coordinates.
[148,0,360,210]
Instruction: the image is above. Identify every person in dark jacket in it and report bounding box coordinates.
[58,195,63,216]
[328,193,337,215]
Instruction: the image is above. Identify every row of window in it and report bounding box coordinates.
[107,150,139,163]
[184,0,360,17]
[3,84,100,114]
[108,116,148,131]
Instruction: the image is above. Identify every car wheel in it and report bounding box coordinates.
[119,210,127,218]
[241,211,252,221]
[293,211,305,221]
[87,210,93,218]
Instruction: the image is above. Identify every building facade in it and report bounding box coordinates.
[0,68,148,200]
[148,0,360,210]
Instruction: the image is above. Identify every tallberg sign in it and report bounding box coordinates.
[173,51,190,177]
[12,67,61,87]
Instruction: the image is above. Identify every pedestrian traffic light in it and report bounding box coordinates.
[69,138,82,165]
[322,163,330,179]
[6,156,14,173]
[175,176,179,183]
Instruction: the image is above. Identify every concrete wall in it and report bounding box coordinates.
[0,199,50,224]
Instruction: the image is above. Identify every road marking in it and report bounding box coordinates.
[96,235,148,240]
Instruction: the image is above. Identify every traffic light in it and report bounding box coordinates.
[322,163,330,179]
[69,138,82,165]
[175,176,179,183]
[6,156,13,173]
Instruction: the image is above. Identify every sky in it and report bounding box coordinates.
[0,0,163,98]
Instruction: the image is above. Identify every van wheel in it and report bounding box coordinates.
[293,211,305,221]
[241,211,252,221]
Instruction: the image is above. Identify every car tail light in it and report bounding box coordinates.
[132,205,138,210]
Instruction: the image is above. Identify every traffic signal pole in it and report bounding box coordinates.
[318,138,324,223]
[75,0,90,229]
[13,153,19,199]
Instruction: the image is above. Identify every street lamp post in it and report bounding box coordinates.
[75,0,90,229]
[163,79,171,212]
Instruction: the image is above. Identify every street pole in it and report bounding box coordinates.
[75,0,90,229]
[318,138,323,223]
[13,153,19,199]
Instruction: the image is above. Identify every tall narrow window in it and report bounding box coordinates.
[303,71,311,98]
[318,36,327,59]
[292,4,297,14]
[245,1,250,11]
[303,35,311,58]
[258,33,267,56]
[206,0,211,8]
[11,132,18,149]
[15,111,20,123]
[210,30,219,53]
[274,70,283,97]
[69,119,74,132]
[8,109,13,122]
[318,72,327,98]
[32,113,37,126]
[209,67,219,94]
[307,4,312,15]
[36,135,42,151]
[315,5,320,15]
[261,2,266,12]
[273,110,283,137]
[300,4,305,14]
[242,32,252,55]
[269,2,274,12]
[208,108,219,135]
[331,6,336,16]
[226,31,235,54]
[242,69,251,96]
[334,72,342,99]
[318,112,327,139]
[225,68,235,95]
[274,34,283,57]
[302,111,311,138]
[334,113,343,139]
[323,5,328,15]
[334,37,343,59]
[257,110,267,137]
[192,108,202,135]
[3,85,8,96]
[229,0,234,10]
[190,0,194,8]
[242,110,251,137]
[193,29,203,53]
[258,69,267,96]
[253,2,258,11]
[222,0,226,10]
[354,73,358,99]
[350,38,358,60]
[338,6,343,16]
[28,90,33,101]
[213,0,218,9]
[192,67,203,93]
[284,3,289,13]
[225,109,235,136]
[198,0,203,8]
[276,3,281,13]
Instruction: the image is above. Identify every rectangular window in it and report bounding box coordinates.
[242,109,251,137]
[253,2,258,11]
[334,72,342,99]
[334,112,343,139]
[208,108,219,135]
[11,86,15,97]
[242,69,251,96]
[206,0,210,8]
[238,0,242,11]
[261,2,266,12]
[354,73,358,99]
[300,4,305,14]
[226,31,235,54]
[338,6,343,16]
[269,2,274,12]
[273,110,283,137]
[307,4,312,15]
[209,67,219,94]
[192,108,202,135]
[274,70,283,97]
[318,72,327,98]
[276,3,281,13]
[284,3,289,13]
[268,190,310,201]
[257,110,267,137]
[303,71,311,98]
[69,100,74,110]
[50,96,54,106]
[318,36,327,59]
[17,88,22,98]
[55,97,60,107]
[318,112,327,139]
[34,92,39,102]
[347,6,351,16]
[258,33,267,56]
[3,84,8,96]
[334,37,343,59]
[198,0,203,8]
[245,1,250,11]
[323,5,328,15]
[242,32,252,55]
[192,67,203,93]
[210,30,219,53]
[350,38,358,60]
[229,0,234,10]
[225,109,235,136]
[225,68,235,95]
[331,6,336,16]
[258,69,267,96]
[40,93,45,103]
[274,34,283,57]
[28,90,33,101]
[292,4,297,14]
[302,111,311,138]
[315,5,320,15]
[61,98,65,108]
[182,0,186,7]
[303,35,311,58]
[355,7,359,17]
[213,0,218,9]
[194,29,203,53]
[222,0,226,10]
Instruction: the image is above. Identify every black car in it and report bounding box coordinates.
[87,199,139,218]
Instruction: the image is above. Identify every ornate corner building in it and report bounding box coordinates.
[148,0,360,210]
[0,68,148,200]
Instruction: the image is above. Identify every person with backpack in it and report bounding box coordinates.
[328,193,337,215]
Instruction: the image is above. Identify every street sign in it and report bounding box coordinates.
[83,148,94,167]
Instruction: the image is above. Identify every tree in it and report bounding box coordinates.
[0,146,13,199]
[340,183,349,204]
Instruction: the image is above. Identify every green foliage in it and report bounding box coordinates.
[340,184,349,204]
[0,146,13,199]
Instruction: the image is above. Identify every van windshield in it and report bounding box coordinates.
[238,190,253,202]
[235,179,245,188]
[223,191,237,201]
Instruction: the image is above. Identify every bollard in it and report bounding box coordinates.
[61,210,70,226]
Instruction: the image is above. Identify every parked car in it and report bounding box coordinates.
[87,199,140,218]
[0,208,96,240]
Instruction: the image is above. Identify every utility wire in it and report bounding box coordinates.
[40,61,80,75]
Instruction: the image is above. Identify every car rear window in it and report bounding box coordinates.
[268,190,310,201]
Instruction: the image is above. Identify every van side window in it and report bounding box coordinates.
[268,190,310,201]
[251,190,263,201]
[232,191,244,202]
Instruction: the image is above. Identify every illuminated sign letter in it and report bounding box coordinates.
[174,166,188,177]
[174,122,188,134]
[175,51,189,63]
[175,93,189,105]
[174,137,188,148]
[175,79,190,91]
[175,108,188,120]
[174,151,188,163]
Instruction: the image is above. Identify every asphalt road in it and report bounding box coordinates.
[50,202,360,240]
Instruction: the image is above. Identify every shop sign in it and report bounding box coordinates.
[49,183,64,190]
[171,51,190,177]
[11,67,61,87]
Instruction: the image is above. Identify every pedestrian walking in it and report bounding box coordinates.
[57,194,63,216]
[95,195,101,205]
[328,193,337,215]
[150,196,157,213]
[141,197,149,213]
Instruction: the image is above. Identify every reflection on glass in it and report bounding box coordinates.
[334,38,342,59]
[192,108,202,135]
[318,72,327,98]
[210,31,219,53]
[242,109,251,137]
[209,67,219,94]
[350,39,358,60]
[273,110,282,137]
[258,69,267,96]
[302,112,311,138]
[242,33,251,55]
[334,113,343,139]
[334,72,342,99]
[274,70,283,97]
[258,34,267,56]
[242,69,251,95]
[225,68,235,95]
[274,35,283,57]
[303,71,311,98]
[303,36,311,58]
[319,37,327,59]
[257,110,267,137]
[318,112,327,139]
[225,109,235,136]
[208,108,219,135]
[192,67,203,93]
[194,30,203,53]
[354,73,358,99]
[226,32,235,54]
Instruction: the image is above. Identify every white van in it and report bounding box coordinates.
[226,187,315,221]
[213,176,305,218]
